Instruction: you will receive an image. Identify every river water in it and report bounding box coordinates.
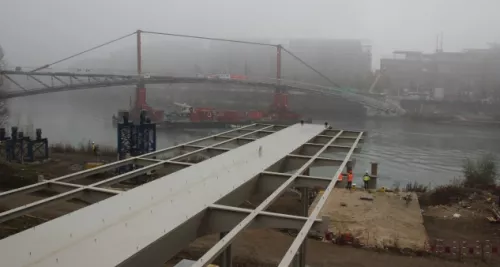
[6,89,500,188]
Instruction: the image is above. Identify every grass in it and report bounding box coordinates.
[50,142,117,157]
[462,154,497,189]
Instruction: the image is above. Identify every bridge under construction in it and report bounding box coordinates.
[0,123,364,267]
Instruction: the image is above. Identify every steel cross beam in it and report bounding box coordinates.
[278,132,364,267]
[191,130,345,267]
[0,125,277,223]
[0,123,339,267]
[0,124,258,195]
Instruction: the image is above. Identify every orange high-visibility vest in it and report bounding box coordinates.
[338,173,343,181]
[347,173,353,182]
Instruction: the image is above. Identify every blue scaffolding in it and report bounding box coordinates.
[117,110,157,162]
[0,127,49,163]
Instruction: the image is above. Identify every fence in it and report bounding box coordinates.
[426,239,500,261]
[322,231,500,262]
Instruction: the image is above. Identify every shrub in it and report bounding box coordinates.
[419,184,480,206]
[405,181,429,193]
[50,142,116,157]
[462,154,497,189]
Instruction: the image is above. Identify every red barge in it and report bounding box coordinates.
[113,74,310,129]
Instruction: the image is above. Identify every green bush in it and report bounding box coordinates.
[462,154,497,189]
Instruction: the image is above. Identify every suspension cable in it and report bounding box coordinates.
[281,46,342,88]
[142,31,277,47]
[30,32,137,72]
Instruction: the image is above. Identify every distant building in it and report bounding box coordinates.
[285,39,373,87]
[380,45,500,101]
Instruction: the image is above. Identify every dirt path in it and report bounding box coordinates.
[171,229,493,267]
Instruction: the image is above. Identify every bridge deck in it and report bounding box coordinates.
[0,123,364,267]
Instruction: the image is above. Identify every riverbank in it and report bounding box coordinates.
[0,149,115,190]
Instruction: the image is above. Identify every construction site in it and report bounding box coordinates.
[0,16,499,267]
[0,118,498,267]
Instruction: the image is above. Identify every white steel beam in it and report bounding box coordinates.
[278,132,364,267]
[258,171,332,190]
[0,124,262,202]
[191,130,344,267]
[312,134,364,145]
[0,126,272,223]
[200,204,327,235]
[0,123,321,267]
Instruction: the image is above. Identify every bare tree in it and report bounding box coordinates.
[0,45,9,127]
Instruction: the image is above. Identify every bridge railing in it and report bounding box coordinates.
[1,68,406,115]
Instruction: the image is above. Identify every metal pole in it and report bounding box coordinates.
[276,45,282,85]
[370,162,378,189]
[136,30,142,76]
[298,187,308,267]
[219,232,232,267]
[135,30,144,113]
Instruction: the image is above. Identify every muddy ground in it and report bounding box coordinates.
[0,151,116,189]
[421,193,500,242]
[167,229,494,267]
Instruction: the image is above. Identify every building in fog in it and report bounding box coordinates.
[380,45,500,101]
[284,39,373,88]
[205,39,276,77]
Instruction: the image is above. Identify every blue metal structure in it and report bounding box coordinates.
[0,127,49,163]
[117,110,157,162]
[26,129,49,162]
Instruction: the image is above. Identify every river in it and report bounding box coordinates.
[6,89,500,188]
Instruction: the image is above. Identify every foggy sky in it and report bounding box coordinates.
[1,0,500,68]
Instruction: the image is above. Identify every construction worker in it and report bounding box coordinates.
[91,142,99,157]
[346,171,353,190]
[363,171,371,190]
[338,172,343,182]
